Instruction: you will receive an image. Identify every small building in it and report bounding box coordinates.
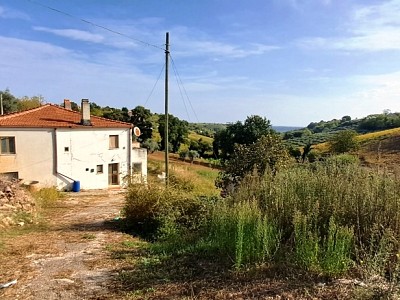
[0,99,147,190]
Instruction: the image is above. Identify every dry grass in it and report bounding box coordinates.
[188,131,213,144]
[148,152,219,197]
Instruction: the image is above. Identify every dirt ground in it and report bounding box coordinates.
[0,189,132,300]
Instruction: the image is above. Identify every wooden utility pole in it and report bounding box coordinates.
[164,32,170,186]
[0,93,3,115]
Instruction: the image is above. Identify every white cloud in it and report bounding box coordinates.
[298,0,400,52]
[33,26,105,43]
[0,5,30,20]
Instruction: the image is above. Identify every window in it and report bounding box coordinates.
[132,163,142,174]
[0,172,18,180]
[64,147,69,152]
[0,137,16,154]
[96,164,103,174]
[109,135,119,149]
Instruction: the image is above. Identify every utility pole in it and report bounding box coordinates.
[0,93,3,115]
[164,32,169,186]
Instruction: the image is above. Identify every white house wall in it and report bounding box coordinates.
[0,128,56,186]
[131,148,148,182]
[55,128,132,190]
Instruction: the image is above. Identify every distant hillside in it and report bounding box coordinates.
[283,112,400,149]
[273,126,302,133]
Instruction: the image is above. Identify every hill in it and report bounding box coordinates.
[358,128,400,168]
[283,112,400,149]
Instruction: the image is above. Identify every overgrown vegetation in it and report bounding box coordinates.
[123,153,400,294]
[33,187,62,208]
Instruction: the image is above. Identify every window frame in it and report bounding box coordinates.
[132,162,142,174]
[109,135,119,149]
[0,136,16,155]
[96,164,104,174]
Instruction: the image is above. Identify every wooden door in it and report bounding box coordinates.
[108,163,119,185]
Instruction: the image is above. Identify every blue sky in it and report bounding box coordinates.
[1,0,400,126]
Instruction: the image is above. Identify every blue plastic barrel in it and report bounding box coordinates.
[72,180,80,192]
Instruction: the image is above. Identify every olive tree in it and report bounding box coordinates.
[216,133,289,193]
[329,130,359,154]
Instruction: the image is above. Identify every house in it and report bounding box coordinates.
[0,99,147,190]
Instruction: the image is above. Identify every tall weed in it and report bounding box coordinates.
[209,200,281,268]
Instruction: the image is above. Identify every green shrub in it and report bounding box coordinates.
[123,180,211,240]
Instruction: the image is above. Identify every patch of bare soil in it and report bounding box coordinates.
[0,189,133,300]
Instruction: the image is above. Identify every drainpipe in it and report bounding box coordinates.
[128,127,132,184]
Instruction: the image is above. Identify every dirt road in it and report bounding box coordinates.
[0,189,131,300]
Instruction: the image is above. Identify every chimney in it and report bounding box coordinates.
[64,99,72,110]
[80,99,92,126]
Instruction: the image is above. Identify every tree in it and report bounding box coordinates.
[216,133,289,193]
[213,115,272,159]
[188,150,199,163]
[141,139,159,153]
[0,89,18,114]
[329,130,359,154]
[158,114,189,153]
[130,106,153,142]
[17,96,43,111]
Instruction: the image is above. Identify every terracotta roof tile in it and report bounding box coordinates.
[0,104,132,129]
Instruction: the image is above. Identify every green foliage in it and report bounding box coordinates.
[188,122,227,137]
[178,149,188,160]
[123,179,211,240]
[0,89,19,114]
[216,133,289,192]
[293,212,353,275]
[131,106,153,142]
[141,139,159,153]
[158,113,189,153]
[188,137,213,157]
[188,150,199,163]
[359,112,400,131]
[329,130,360,153]
[17,96,43,111]
[209,200,281,268]
[213,115,272,159]
[320,217,354,276]
[293,211,320,271]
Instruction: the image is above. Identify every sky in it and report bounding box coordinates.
[1,0,400,126]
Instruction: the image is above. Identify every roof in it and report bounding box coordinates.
[0,104,133,129]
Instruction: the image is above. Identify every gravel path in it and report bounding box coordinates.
[0,189,130,300]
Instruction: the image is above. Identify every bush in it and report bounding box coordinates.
[329,130,360,153]
[123,179,211,240]
[33,187,61,208]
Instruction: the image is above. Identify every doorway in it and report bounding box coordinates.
[108,163,119,185]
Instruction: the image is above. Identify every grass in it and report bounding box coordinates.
[188,131,213,144]
[312,127,400,154]
[357,127,400,142]
[147,157,219,197]
[33,186,63,208]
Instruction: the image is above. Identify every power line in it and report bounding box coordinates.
[143,63,165,107]
[170,55,200,123]
[26,0,165,51]
[171,55,191,122]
